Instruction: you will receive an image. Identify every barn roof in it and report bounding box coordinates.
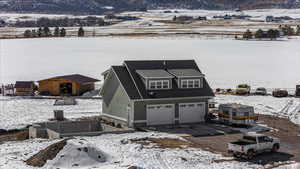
[39,74,100,84]
[15,81,34,88]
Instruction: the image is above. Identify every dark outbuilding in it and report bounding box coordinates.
[15,81,35,96]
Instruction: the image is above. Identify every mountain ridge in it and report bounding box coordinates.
[0,0,299,15]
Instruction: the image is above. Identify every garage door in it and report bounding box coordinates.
[146,104,174,125]
[179,102,205,123]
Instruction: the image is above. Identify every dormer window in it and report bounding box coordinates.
[149,80,169,89]
[168,69,205,89]
[181,79,202,88]
[136,69,173,90]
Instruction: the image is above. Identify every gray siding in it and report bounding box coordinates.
[102,71,119,106]
[102,72,131,121]
[132,97,209,126]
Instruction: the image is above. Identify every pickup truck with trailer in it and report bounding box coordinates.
[228,132,280,159]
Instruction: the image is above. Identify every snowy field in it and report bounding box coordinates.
[0,97,101,130]
[1,94,300,130]
[1,37,300,90]
[1,9,300,38]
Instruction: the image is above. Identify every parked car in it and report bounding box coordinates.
[255,87,267,95]
[272,89,288,97]
[295,85,300,97]
[228,132,280,159]
[235,84,251,95]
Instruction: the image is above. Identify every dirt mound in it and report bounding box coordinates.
[26,139,68,167]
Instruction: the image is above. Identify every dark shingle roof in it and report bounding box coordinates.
[136,69,173,78]
[39,74,100,84]
[123,60,214,99]
[168,69,204,78]
[112,66,141,100]
[15,81,34,88]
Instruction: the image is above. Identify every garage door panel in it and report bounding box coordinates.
[179,102,205,123]
[147,104,174,125]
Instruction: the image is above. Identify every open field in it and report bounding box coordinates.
[1,37,300,89]
[1,9,300,38]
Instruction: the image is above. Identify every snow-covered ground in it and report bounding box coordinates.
[1,8,300,38]
[1,94,300,130]
[2,8,300,23]
[0,97,101,130]
[0,132,264,169]
[1,37,300,90]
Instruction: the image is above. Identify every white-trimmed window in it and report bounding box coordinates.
[180,79,202,88]
[149,80,170,89]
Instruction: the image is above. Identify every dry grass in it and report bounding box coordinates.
[131,137,195,149]
[0,130,29,142]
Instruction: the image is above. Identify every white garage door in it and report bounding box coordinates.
[179,102,205,123]
[147,104,174,125]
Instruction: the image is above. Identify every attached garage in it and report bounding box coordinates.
[179,102,206,123]
[146,104,175,125]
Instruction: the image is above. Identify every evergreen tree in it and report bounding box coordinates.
[24,29,32,38]
[78,27,84,37]
[54,27,60,37]
[274,29,280,38]
[31,29,37,37]
[43,26,51,37]
[255,29,264,39]
[37,27,43,37]
[267,29,277,40]
[243,29,252,39]
[296,25,300,35]
[60,28,66,37]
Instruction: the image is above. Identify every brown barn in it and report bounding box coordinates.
[38,74,100,96]
[15,81,35,96]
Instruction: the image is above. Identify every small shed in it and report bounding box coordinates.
[15,81,35,96]
[38,74,100,96]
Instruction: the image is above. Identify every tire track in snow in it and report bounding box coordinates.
[140,151,172,169]
[154,152,172,169]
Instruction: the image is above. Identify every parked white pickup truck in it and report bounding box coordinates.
[228,132,280,159]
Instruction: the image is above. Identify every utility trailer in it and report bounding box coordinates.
[218,104,258,126]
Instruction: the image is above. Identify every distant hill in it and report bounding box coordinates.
[0,0,299,15]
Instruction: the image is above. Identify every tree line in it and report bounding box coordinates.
[241,25,300,40]
[15,16,108,28]
[24,27,86,38]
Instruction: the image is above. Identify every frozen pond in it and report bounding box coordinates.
[1,37,300,89]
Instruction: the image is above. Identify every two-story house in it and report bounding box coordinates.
[100,60,214,127]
